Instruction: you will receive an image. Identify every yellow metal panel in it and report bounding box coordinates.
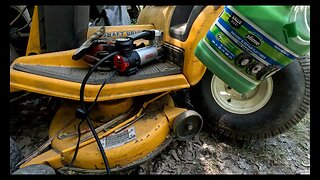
[163,105,187,128]
[26,6,42,55]
[90,98,133,123]
[21,149,64,169]
[137,6,174,41]
[10,87,22,92]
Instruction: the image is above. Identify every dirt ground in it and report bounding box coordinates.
[10,94,310,175]
[137,113,310,174]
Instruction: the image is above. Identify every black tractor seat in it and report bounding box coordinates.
[169,6,205,42]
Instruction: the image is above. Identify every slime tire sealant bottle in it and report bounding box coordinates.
[194,6,310,94]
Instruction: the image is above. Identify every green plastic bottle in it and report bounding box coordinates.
[194,5,310,93]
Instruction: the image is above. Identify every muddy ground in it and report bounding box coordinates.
[10,94,310,175]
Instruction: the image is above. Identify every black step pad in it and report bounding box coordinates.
[13,61,182,85]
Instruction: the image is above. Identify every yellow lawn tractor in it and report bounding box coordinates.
[9,5,310,174]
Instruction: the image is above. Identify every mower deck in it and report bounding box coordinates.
[20,95,187,172]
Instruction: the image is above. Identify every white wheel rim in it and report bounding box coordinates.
[210,75,273,114]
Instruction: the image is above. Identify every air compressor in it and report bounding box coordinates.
[72,27,164,75]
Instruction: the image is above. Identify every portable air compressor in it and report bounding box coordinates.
[73,27,164,75]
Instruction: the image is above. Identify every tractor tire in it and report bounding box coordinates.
[192,56,310,140]
[10,137,23,174]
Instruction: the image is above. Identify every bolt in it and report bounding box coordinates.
[241,94,247,99]
[187,124,193,131]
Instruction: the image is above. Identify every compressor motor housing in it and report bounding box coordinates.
[114,30,164,75]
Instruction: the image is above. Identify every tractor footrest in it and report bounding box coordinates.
[13,61,181,85]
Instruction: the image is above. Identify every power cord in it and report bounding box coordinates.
[70,70,116,167]
[69,51,118,175]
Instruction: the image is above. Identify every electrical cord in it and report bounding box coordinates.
[69,51,118,175]
[87,71,117,113]
[69,70,117,167]
[69,117,84,166]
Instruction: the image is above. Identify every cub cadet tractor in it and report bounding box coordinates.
[9,5,310,174]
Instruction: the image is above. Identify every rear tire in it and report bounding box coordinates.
[192,56,310,140]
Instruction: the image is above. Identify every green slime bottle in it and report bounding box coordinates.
[194,5,310,93]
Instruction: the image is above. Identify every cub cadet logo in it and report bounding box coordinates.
[245,34,261,47]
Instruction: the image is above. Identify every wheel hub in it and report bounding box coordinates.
[210,75,273,114]
[173,110,203,141]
